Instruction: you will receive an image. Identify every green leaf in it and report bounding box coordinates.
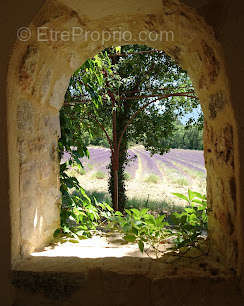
[124,234,136,242]
[138,240,144,253]
[172,193,189,202]
[69,239,79,243]
[191,191,205,200]
[192,199,203,205]
[53,228,62,238]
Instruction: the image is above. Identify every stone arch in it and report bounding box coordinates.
[7,0,238,271]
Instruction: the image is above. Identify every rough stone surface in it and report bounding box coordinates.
[49,75,70,110]
[19,45,39,94]
[1,0,244,305]
[208,91,225,119]
[11,255,244,305]
[9,0,238,270]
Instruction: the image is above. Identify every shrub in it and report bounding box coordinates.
[124,172,131,181]
[108,208,170,256]
[170,189,208,249]
[144,174,159,184]
[54,187,113,240]
[87,163,94,170]
[68,164,86,176]
[173,177,189,186]
[76,167,86,175]
[57,177,208,258]
[94,171,106,179]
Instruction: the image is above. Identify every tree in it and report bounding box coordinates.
[160,120,203,150]
[62,44,199,211]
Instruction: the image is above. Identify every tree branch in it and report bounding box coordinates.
[120,85,194,96]
[109,50,163,58]
[63,91,195,105]
[88,112,114,152]
[121,92,195,100]
[64,91,197,154]
[117,92,196,152]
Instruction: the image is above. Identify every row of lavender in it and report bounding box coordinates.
[133,147,206,178]
[62,146,206,180]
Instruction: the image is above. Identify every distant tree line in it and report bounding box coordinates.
[160,120,203,150]
[89,120,203,151]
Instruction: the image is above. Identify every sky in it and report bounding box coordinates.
[179,105,202,125]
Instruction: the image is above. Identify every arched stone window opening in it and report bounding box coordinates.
[7,1,238,279]
[45,43,207,259]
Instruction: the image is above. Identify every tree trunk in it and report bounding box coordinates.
[112,97,119,211]
[113,168,119,211]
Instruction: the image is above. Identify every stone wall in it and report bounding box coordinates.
[11,255,244,305]
[8,0,237,267]
[1,0,244,305]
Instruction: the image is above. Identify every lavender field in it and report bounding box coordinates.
[66,145,206,207]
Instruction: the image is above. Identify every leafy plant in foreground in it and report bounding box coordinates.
[54,187,114,240]
[108,208,170,257]
[170,189,208,249]
[56,173,208,258]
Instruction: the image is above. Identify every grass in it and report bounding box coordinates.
[125,197,184,214]
[93,171,106,179]
[173,177,189,186]
[76,167,86,175]
[67,165,86,177]
[85,190,112,204]
[144,174,159,184]
[124,172,131,181]
[171,160,206,180]
[84,189,184,215]
[87,163,94,170]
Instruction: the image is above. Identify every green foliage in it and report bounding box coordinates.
[55,183,208,257]
[69,163,86,176]
[90,136,110,148]
[162,120,203,150]
[124,172,131,181]
[94,171,106,179]
[170,189,208,249]
[76,167,86,176]
[173,177,189,186]
[108,208,170,256]
[58,84,91,221]
[114,190,208,255]
[82,190,184,215]
[54,187,113,240]
[87,163,94,170]
[144,174,160,184]
[64,44,201,211]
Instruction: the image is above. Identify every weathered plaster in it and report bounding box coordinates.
[8,0,237,268]
[1,0,244,305]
